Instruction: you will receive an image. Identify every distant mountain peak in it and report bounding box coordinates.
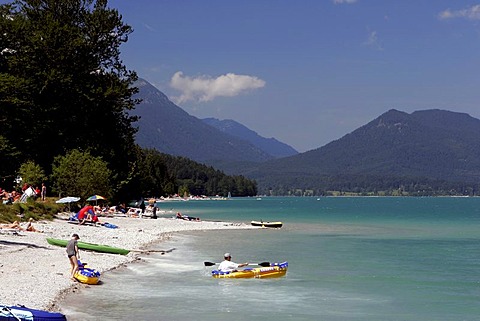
[202,117,298,158]
[131,79,274,164]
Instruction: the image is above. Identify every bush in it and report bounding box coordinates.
[0,199,62,223]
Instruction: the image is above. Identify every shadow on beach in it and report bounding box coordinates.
[0,239,51,250]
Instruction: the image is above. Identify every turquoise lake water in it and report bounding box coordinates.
[60,197,480,320]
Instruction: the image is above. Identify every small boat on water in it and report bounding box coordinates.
[212,262,288,279]
[0,305,66,320]
[46,238,130,255]
[251,220,283,228]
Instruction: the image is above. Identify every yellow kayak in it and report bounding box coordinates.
[212,262,288,279]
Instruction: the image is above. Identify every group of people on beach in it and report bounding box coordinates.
[0,183,47,205]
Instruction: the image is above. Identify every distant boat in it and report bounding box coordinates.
[227,192,231,198]
[251,220,283,228]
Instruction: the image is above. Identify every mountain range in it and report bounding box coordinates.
[132,79,480,195]
[131,79,296,164]
[242,108,480,194]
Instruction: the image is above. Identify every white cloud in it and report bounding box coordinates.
[170,71,266,103]
[363,30,383,50]
[143,23,157,32]
[438,4,480,20]
[333,0,357,4]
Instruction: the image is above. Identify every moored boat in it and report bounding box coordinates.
[212,262,288,279]
[46,238,130,255]
[251,220,283,228]
[0,305,66,320]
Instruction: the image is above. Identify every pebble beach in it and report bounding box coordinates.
[0,214,253,312]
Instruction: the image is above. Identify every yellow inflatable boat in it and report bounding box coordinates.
[74,261,101,284]
[211,262,288,279]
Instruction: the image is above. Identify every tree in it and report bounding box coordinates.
[18,160,46,188]
[0,0,138,192]
[51,149,111,200]
[123,148,176,199]
[0,136,20,189]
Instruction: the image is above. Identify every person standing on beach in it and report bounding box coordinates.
[41,183,46,201]
[218,253,248,272]
[66,234,80,280]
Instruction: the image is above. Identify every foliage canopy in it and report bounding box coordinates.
[51,149,111,200]
[0,0,138,191]
[0,1,258,202]
[18,160,46,188]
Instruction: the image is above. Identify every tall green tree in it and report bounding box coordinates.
[18,160,46,188]
[51,149,111,200]
[0,136,20,188]
[0,0,138,191]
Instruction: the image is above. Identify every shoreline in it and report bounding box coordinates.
[0,215,255,313]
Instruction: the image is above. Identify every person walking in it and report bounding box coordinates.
[66,234,80,281]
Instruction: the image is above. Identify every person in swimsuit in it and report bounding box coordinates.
[66,234,80,280]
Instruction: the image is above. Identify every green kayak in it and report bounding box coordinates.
[46,237,130,255]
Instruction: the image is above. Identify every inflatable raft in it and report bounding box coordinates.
[74,262,100,285]
[0,305,66,321]
[212,262,288,279]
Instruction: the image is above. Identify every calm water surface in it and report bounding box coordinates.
[60,197,480,321]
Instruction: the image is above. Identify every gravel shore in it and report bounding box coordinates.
[0,215,253,311]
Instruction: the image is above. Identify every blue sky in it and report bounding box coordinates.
[18,1,480,152]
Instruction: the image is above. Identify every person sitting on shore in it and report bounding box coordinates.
[2,191,12,204]
[127,207,141,217]
[12,191,21,203]
[117,203,127,214]
[25,218,43,233]
[77,205,95,225]
[218,253,248,273]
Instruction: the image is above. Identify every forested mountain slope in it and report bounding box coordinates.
[131,79,273,164]
[246,109,480,195]
[202,117,298,158]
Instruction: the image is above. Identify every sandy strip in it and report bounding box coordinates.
[0,215,254,311]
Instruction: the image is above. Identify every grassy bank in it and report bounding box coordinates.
[0,198,63,223]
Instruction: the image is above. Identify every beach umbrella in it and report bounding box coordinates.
[86,195,106,201]
[86,194,106,205]
[56,196,81,212]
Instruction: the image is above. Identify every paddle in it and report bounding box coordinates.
[204,261,270,267]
